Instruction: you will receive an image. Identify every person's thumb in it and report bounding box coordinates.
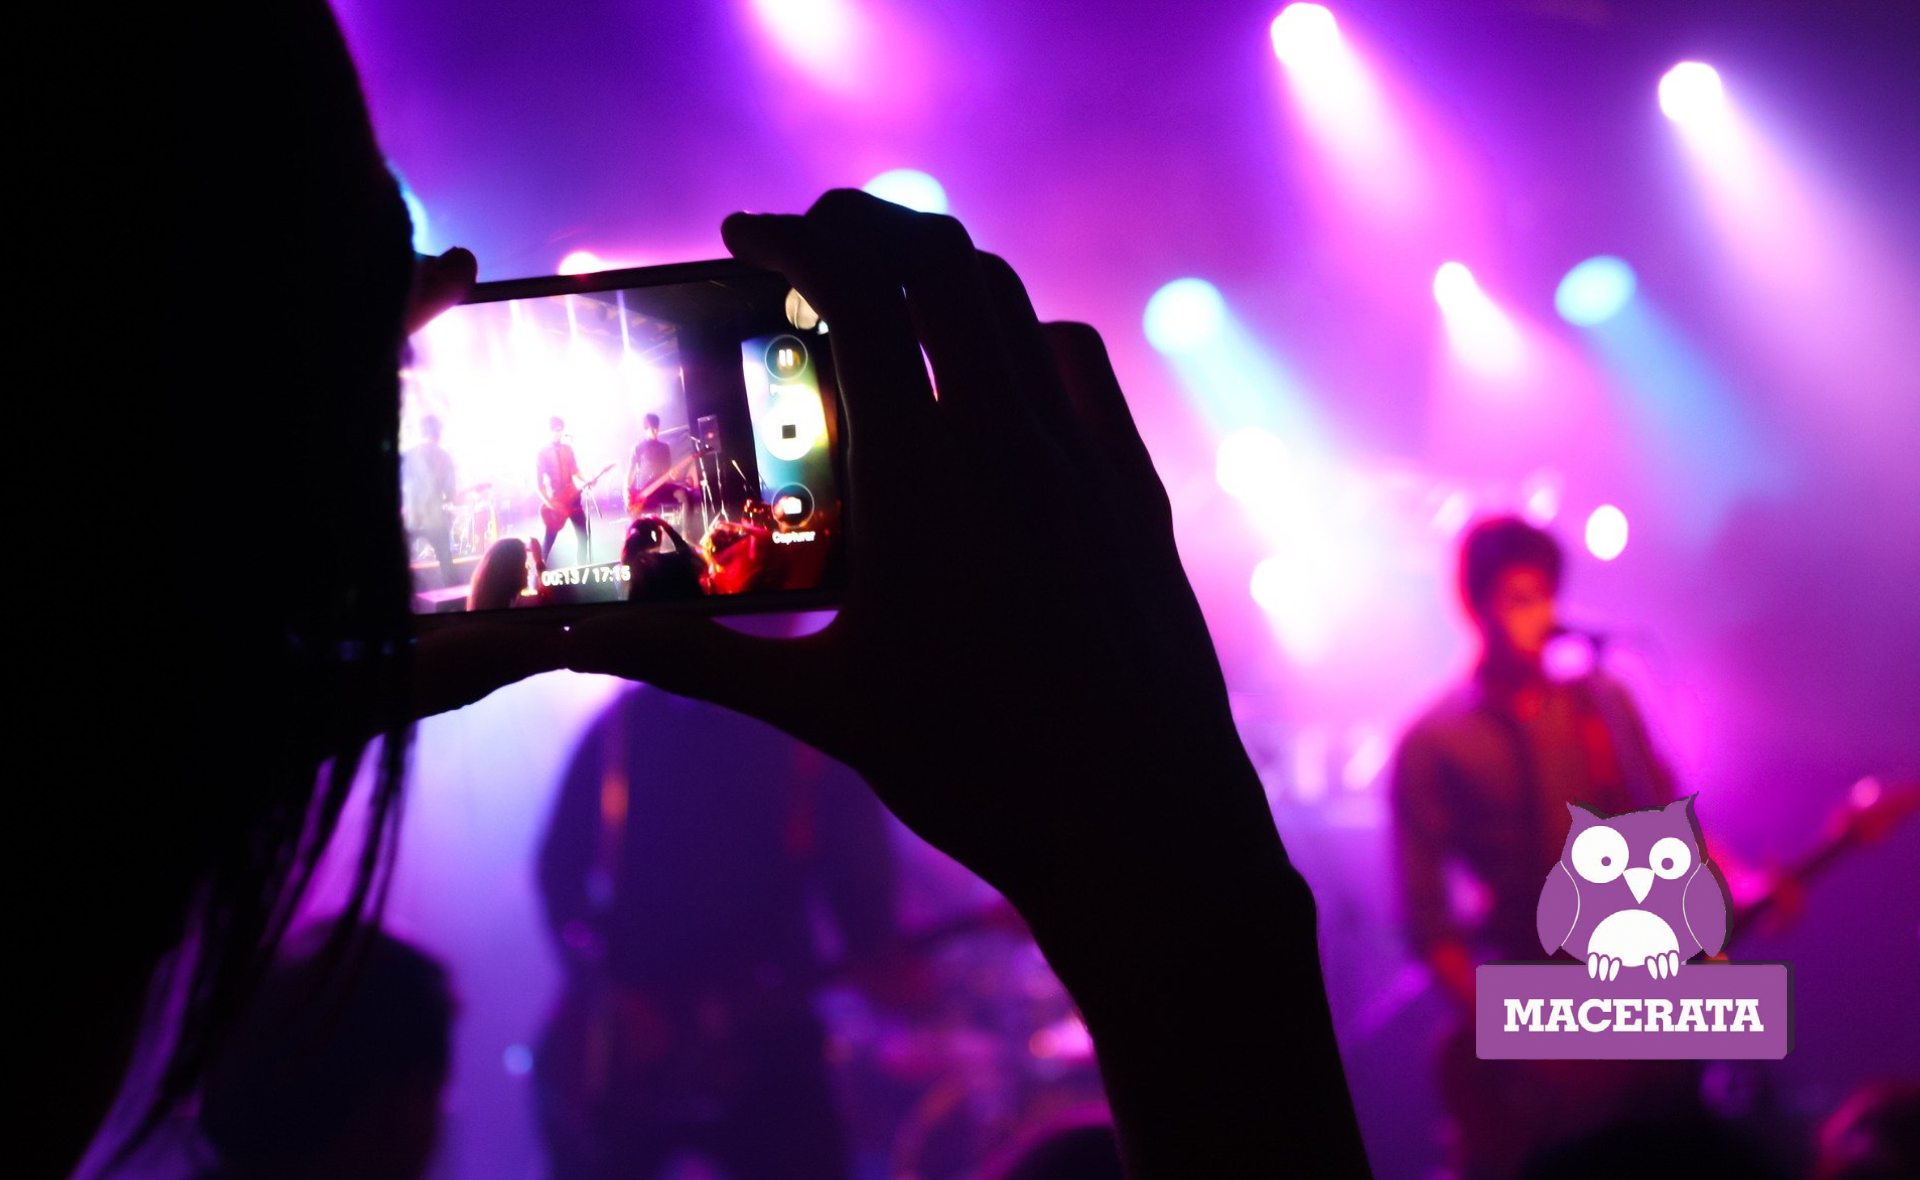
[564,611,831,739]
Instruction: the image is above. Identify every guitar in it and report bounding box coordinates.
[1723,775,1918,945]
[541,462,617,531]
[624,452,702,518]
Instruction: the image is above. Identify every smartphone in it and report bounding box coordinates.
[400,259,845,623]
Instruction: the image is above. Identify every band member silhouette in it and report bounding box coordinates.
[402,414,457,586]
[538,416,591,565]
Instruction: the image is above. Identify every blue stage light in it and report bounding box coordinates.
[1555,256,1638,326]
[1143,278,1228,354]
[862,169,950,215]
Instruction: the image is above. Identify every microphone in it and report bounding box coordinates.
[1550,622,1610,652]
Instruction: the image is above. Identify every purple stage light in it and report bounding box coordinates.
[1659,62,1727,128]
[1585,504,1630,561]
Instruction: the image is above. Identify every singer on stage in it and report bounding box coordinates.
[1390,515,1693,1180]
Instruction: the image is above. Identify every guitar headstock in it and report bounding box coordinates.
[1831,776,1920,847]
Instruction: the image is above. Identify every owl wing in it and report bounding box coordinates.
[1536,862,1580,956]
[1682,865,1731,957]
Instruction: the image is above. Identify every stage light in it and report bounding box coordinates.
[1270,4,1341,68]
[1659,62,1727,128]
[1216,428,1291,502]
[1433,262,1521,372]
[559,250,605,275]
[1585,504,1629,561]
[862,168,949,215]
[1144,278,1228,354]
[1432,261,1476,309]
[1555,256,1638,326]
[752,0,858,78]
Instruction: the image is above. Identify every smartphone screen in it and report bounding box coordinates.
[400,261,844,619]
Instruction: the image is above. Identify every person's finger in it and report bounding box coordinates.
[807,192,1024,433]
[1044,321,1166,515]
[564,610,835,745]
[404,247,478,336]
[977,252,1082,456]
[722,212,935,541]
[411,619,568,720]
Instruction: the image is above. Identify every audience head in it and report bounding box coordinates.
[623,518,703,602]
[468,537,534,611]
[199,925,454,1180]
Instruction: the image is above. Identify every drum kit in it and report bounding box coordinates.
[449,483,499,558]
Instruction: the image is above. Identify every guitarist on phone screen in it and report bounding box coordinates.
[537,416,613,567]
[624,414,699,528]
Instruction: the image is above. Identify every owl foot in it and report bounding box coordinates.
[1645,950,1681,980]
[1587,952,1622,981]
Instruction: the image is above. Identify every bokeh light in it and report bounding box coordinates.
[751,0,861,83]
[1555,256,1638,326]
[1144,278,1228,354]
[1585,503,1630,560]
[1270,4,1342,68]
[1216,428,1292,502]
[1433,261,1521,373]
[558,250,606,275]
[862,168,950,214]
[1659,62,1727,128]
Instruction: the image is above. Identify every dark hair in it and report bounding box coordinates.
[199,926,454,1172]
[622,517,705,602]
[469,537,533,611]
[1458,515,1563,612]
[643,412,661,431]
[107,3,420,1163]
[420,414,443,441]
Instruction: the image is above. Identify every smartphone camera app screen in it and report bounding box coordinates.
[399,268,843,615]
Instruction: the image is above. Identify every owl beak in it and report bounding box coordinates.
[1625,867,1654,903]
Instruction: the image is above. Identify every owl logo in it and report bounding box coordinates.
[1536,797,1731,981]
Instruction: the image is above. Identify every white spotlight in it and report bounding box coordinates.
[1270,4,1342,68]
[1659,62,1727,127]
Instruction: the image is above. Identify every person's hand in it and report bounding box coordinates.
[566,191,1276,915]
[405,247,478,336]
[569,192,1367,1178]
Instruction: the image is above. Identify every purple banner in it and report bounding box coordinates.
[1475,962,1791,1060]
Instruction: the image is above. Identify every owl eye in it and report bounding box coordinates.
[1571,824,1629,884]
[1649,836,1692,880]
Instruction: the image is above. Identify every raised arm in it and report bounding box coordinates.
[565,191,1371,1177]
